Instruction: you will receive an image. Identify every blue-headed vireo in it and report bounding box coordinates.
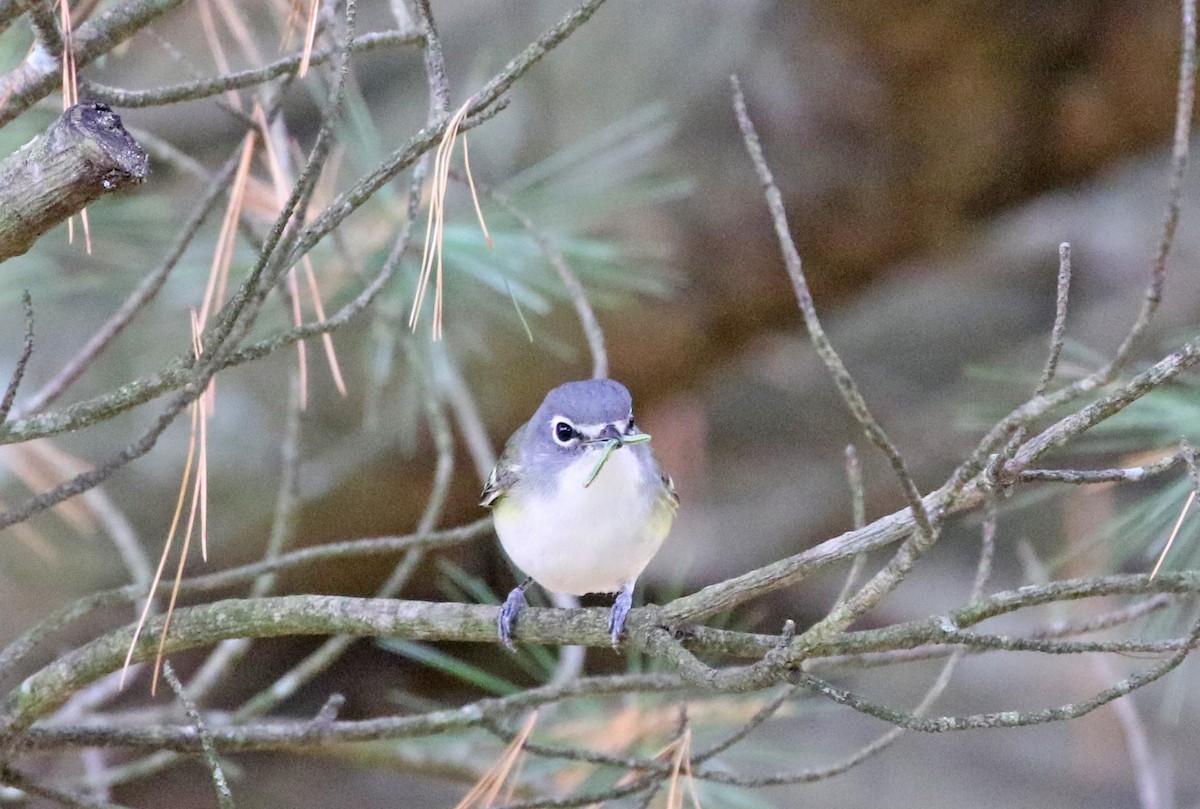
[481,379,678,648]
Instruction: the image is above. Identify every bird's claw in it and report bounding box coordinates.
[498,586,528,651]
[607,589,633,648]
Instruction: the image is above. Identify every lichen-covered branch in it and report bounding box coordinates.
[0,101,146,262]
[4,571,1199,738]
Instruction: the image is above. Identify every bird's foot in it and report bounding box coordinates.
[498,585,529,650]
[607,589,634,648]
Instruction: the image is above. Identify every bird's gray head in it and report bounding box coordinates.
[525,379,641,462]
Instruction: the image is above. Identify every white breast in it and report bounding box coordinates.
[494,447,671,595]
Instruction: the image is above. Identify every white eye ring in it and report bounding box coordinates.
[552,419,579,446]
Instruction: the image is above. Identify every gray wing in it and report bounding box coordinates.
[642,443,679,508]
[480,422,526,507]
[663,471,680,507]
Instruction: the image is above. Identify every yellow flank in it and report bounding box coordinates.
[491,495,522,520]
[648,495,677,538]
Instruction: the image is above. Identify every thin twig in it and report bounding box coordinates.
[281,0,608,273]
[229,347,453,720]
[31,441,152,601]
[1091,655,1163,809]
[0,521,489,688]
[986,242,1078,487]
[26,0,63,56]
[0,0,190,126]
[19,149,244,416]
[798,610,1200,732]
[11,671,693,751]
[413,0,449,115]
[834,444,867,606]
[1106,0,1197,374]
[9,574,1200,752]
[721,493,999,789]
[732,74,940,648]
[1019,452,1183,484]
[161,662,234,809]
[1036,243,1074,396]
[730,74,933,541]
[0,0,358,536]
[661,331,1200,624]
[0,291,34,423]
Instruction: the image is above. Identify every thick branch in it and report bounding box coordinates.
[0,101,147,262]
[6,572,1200,735]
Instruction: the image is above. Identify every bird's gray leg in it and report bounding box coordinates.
[607,579,636,647]
[499,577,532,650]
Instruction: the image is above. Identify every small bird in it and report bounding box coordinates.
[481,379,678,648]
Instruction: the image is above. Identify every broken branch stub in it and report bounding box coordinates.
[0,100,148,262]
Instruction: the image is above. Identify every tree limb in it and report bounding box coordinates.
[0,101,147,262]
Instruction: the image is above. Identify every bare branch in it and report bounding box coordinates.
[833,444,868,605]
[18,148,242,416]
[798,610,1200,732]
[0,101,147,262]
[161,663,234,809]
[730,75,934,542]
[80,29,421,108]
[0,291,33,423]
[1036,243,1074,395]
[0,0,190,127]
[26,0,62,56]
[1106,0,1198,373]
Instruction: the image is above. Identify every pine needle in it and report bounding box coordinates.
[60,0,91,253]
[584,433,651,488]
[150,312,210,693]
[197,0,242,111]
[454,711,537,809]
[461,133,493,249]
[79,205,92,254]
[659,726,703,809]
[255,104,348,401]
[287,267,309,408]
[191,311,210,562]
[121,312,211,692]
[256,105,309,407]
[59,0,78,108]
[212,0,264,67]
[198,132,256,329]
[298,0,319,77]
[4,444,96,533]
[409,99,493,339]
[121,379,199,689]
[504,277,534,343]
[1151,488,1196,579]
[301,257,348,395]
[276,0,303,51]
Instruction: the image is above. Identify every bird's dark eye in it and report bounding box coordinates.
[626,416,637,433]
[553,420,577,444]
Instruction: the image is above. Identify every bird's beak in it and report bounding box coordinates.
[597,424,624,446]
